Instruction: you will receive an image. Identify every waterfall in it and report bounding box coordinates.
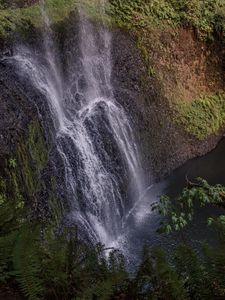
[9,1,144,249]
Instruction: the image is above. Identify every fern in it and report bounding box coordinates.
[0,231,18,282]
[13,226,43,300]
[203,240,225,298]
[174,244,212,299]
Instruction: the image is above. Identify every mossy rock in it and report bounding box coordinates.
[17,119,48,196]
[174,93,225,140]
[0,0,76,39]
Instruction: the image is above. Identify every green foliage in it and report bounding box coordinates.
[132,248,187,300]
[130,220,225,299]
[0,231,18,283]
[1,0,224,39]
[109,0,225,37]
[150,179,225,299]
[0,173,24,284]
[174,93,225,140]
[152,177,225,233]
[1,174,225,299]
[203,241,225,297]
[32,228,128,300]
[174,245,212,299]
[13,226,43,300]
[109,0,177,29]
[208,215,225,242]
[17,119,48,196]
[0,0,76,38]
[8,158,17,169]
[0,210,129,300]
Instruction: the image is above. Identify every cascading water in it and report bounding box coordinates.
[8,0,145,250]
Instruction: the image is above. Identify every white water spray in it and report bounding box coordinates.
[10,0,145,249]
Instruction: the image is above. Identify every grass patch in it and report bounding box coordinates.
[174,93,225,140]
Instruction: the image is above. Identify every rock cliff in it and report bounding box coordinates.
[0,4,224,214]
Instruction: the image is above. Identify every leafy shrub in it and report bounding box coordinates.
[152,177,225,233]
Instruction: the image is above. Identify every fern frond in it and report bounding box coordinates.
[0,230,18,282]
[13,225,43,300]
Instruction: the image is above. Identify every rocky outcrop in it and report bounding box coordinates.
[0,50,61,220]
[111,28,225,179]
[0,10,224,214]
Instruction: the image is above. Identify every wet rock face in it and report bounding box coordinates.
[1,0,39,8]
[0,52,59,219]
[0,10,223,219]
[111,29,223,180]
[0,63,35,153]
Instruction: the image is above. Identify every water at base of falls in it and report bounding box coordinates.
[7,2,147,252]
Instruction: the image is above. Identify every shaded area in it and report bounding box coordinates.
[166,138,225,195]
[126,138,225,266]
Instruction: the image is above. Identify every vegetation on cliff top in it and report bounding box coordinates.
[0,0,75,38]
[106,0,225,140]
[109,0,225,37]
[1,0,225,38]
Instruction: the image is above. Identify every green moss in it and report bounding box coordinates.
[45,0,76,23]
[28,120,48,173]
[17,119,48,196]
[1,0,223,42]
[0,158,25,221]
[0,0,106,38]
[0,120,60,221]
[0,0,76,38]
[174,93,225,140]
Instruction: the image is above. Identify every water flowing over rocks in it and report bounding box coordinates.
[0,5,224,247]
[0,3,146,248]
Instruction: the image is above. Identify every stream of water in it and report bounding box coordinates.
[8,1,146,252]
[4,1,225,264]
